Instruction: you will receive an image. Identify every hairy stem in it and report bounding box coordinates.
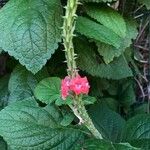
[62,0,102,139]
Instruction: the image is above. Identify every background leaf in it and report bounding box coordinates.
[8,65,48,104]
[88,102,126,142]
[86,5,126,37]
[96,19,138,63]
[76,17,121,48]
[75,38,133,79]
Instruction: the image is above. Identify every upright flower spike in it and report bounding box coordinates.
[62,0,102,139]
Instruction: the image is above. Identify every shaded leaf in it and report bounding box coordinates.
[88,102,126,142]
[75,38,133,79]
[8,65,48,104]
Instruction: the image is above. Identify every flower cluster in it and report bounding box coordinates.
[61,75,90,100]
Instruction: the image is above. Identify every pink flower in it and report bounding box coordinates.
[61,75,90,100]
[70,75,90,95]
[61,76,71,100]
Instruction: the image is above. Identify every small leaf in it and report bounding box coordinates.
[0,97,85,150]
[86,5,126,37]
[96,19,138,63]
[83,95,97,105]
[0,0,62,73]
[76,17,121,48]
[34,77,61,104]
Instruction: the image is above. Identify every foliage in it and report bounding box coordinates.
[0,0,149,149]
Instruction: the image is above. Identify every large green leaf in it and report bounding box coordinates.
[123,114,150,141]
[0,97,84,150]
[74,38,133,79]
[34,77,61,104]
[8,65,48,103]
[86,5,126,37]
[0,75,9,110]
[0,0,62,73]
[76,139,140,150]
[88,102,126,142]
[76,17,121,48]
[138,0,150,9]
[96,19,138,63]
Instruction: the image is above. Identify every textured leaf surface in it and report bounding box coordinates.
[34,77,61,104]
[0,0,62,73]
[76,17,121,48]
[75,38,133,79]
[88,102,126,142]
[0,97,84,150]
[96,19,138,63]
[86,5,126,37]
[76,139,139,150]
[8,65,48,104]
[123,114,150,141]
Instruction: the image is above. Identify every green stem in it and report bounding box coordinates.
[62,0,78,78]
[62,0,102,139]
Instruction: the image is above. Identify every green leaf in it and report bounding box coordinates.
[0,97,85,150]
[96,19,138,63]
[86,5,126,37]
[0,75,9,110]
[83,95,97,105]
[88,102,126,142]
[60,111,74,126]
[0,0,62,73]
[118,80,136,108]
[34,77,61,104]
[8,65,48,104]
[75,38,133,79]
[76,17,121,48]
[76,139,140,150]
[123,114,150,141]
[138,0,150,9]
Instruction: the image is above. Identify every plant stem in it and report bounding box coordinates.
[62,0,78,78]
[62,0,102,139]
